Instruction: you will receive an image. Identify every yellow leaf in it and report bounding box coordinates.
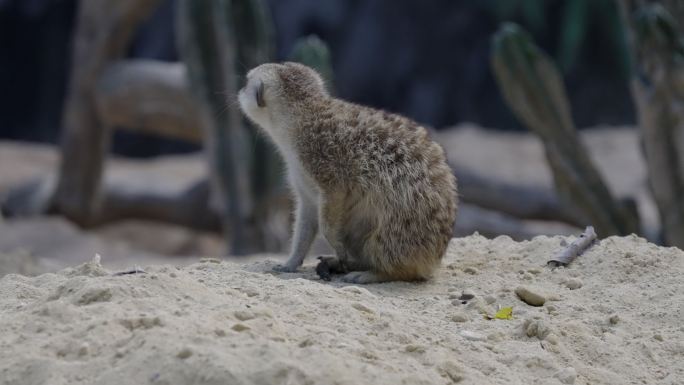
[494,307,513,320]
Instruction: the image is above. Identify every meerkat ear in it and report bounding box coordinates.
[256,80,266,107]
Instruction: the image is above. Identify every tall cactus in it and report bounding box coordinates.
[177,0,275,255]
[289,35,335,91]
[619,1,684,247]
[491,23,639,237]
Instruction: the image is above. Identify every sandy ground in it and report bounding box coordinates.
[1,233,682,385]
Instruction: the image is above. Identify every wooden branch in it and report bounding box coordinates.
[54,0,163,225]
[95,60,203,143]
[547,226,597,267]
[453,167,584,226]
[491,23,639,236]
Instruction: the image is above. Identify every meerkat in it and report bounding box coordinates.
[238,62,457,284]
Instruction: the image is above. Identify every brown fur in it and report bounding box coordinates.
[239,62,457,283]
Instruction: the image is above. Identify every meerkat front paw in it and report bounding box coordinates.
[342,271,387,284]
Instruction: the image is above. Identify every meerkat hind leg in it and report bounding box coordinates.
[315,255,347,281]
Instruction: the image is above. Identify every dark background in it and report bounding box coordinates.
[0,0,634,156]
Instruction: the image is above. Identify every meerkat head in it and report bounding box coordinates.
[238,62,328,142]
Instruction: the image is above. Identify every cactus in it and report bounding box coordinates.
[491,23,639,236]
[619,1,684,247]
[176,0,276,255]
[289,35,335,91]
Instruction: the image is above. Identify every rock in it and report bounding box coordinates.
[524,319,551,339]
[176,347,193,359]
[234,310,256,321]
[231,323,250,332]
[463,267,478,275]
[437,361,465,383]
[404,344,426,353]
[564,278,583,290]
[653,334,663,342]
[515,286,547,306]
[451,312,469,322]
[609,314,620,325]
[484,295,496,304]
[554,367,577,384]
[461,289,476,298]
[351,302,375,314]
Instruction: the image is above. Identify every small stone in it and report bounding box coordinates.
[169,272,177,278]
[565,278,583,290]
[545,333,559,345]
[437,361,465,383]
[609,315,620,325]
[214,329,226,337]
[463,267,478,275]
[457,290,475,302]
[231,323,250,332]
[515,286,547,306]
[653,334,663,342]
[78,343,89,356]
[459,330,486,341]
[404,344,426,353]
[451,313,469,322]
[524,319,550,339]
[484,295,496,305]
[234,310,256,321]
[176,348,193,359]
[351,302,375,314]
[554,367,577,384]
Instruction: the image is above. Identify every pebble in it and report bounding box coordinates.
[231,323,250,332]
[564,278,583,290]
[234,310,256,321]
[554,367,577,384]
[176,347,193,359]
[404,344,426,353]
[459,330,486,341]
[524,319,551,339]
[515,286,547,306]
[438,361,465,383]
[451,312,469,322]
[351,302,375,314]
[484,295,496,305]
[609,315,620,325]
[653,334,663,342]
[463,267,478,275]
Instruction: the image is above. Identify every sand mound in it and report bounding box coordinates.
[1,234,682,385]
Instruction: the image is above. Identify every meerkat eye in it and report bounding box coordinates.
[255,80,266,107]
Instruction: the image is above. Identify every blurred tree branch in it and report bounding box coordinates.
[618,0,684,247]
[95,60,203,143]
[54,0,163,225]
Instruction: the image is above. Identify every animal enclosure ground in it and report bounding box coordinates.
[1,234,682,385]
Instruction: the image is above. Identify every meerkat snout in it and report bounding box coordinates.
[238,62,457,284]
